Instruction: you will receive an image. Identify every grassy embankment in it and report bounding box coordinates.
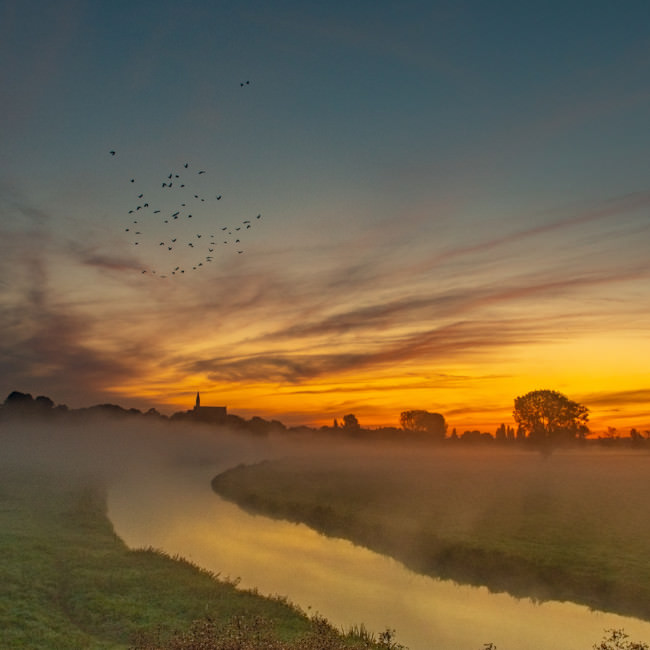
[0,466,393,650]
[211,448,650,622]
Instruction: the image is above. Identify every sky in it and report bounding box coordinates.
[1,0,649,433]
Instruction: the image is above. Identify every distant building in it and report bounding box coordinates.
[191,392,227,423]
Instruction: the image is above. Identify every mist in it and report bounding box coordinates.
[4,412,650,649]
[0,415,285,488]
[210,442,650,622]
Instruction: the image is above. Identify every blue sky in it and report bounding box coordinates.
[1,1,649,431]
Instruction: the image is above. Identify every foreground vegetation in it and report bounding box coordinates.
[212,448,650,623]
[0,465,394,649]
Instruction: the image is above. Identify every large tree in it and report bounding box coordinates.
[513,389,589,442]
[400,410,447,439]
[341,413,361,431]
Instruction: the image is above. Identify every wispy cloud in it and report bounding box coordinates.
[68,241,144,273]
[254,264,649,346]
[180,318,546,384]
[414,191,650,272]
[579,388,650,409]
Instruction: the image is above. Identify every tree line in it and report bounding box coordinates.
[1,388,648,446]
[338,389,647,446]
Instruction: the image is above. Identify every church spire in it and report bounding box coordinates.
[195,392,200,409]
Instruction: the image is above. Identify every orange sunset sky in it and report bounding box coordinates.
[1,2,649,435]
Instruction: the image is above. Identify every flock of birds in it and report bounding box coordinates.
[109,80,261,278]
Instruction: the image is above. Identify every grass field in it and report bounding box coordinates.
[211,447,650,622]
[0,464,396,650]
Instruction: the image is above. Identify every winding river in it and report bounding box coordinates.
[107,463,650,650]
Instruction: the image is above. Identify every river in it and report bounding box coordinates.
[107,463,650,650]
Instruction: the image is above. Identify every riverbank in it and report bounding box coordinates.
[211,449,650,623]
[0,465,390,649]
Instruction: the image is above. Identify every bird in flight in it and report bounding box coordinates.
[110,150,116,156]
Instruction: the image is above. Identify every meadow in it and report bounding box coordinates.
[0,464,398,650]
[211,446,650,623]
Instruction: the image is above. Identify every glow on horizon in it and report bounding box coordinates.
[105,329,650,434]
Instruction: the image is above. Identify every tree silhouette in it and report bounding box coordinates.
[399,410,447,439]
[513,389,589,443]
[342,414,360,431]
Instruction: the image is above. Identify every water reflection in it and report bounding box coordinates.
[107,465,650,650]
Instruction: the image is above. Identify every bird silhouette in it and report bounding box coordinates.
[110,150,116,156]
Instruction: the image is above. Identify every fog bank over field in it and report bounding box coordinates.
[212,444,650,623]
[0,417,282,483]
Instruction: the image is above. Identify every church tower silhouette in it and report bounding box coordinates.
[191,391,226,423]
